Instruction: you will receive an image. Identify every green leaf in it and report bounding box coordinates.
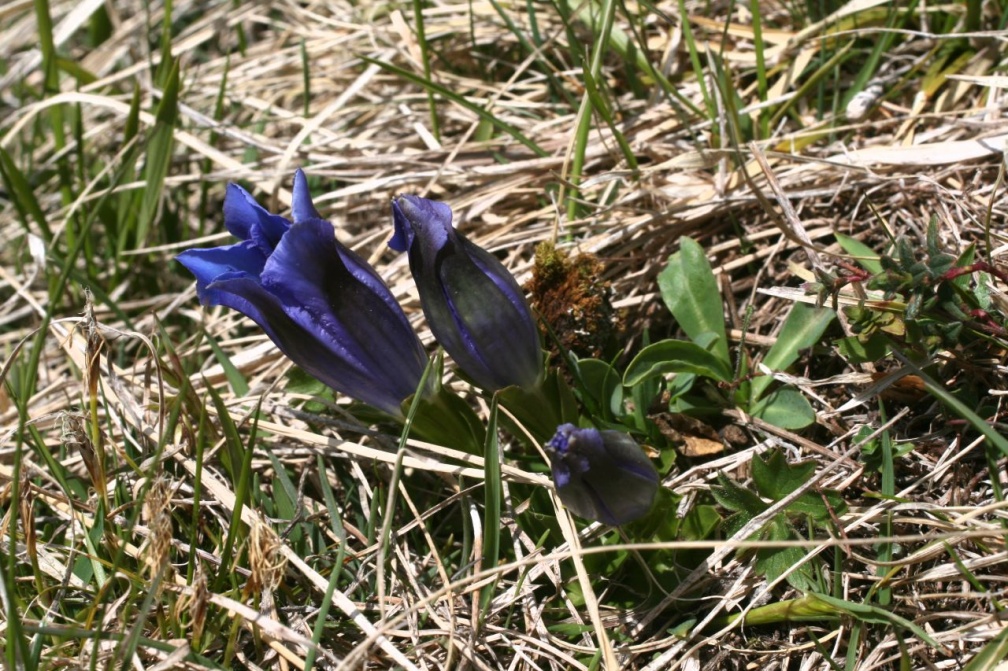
[756,544,815,590]
[805,593,942,648]
[836,333,890,363]
[682,504,720,540]
[206,335,249,397]
[576,358,623,418]
[623,338,733,387]
[784,494,828,521]
[134,60,180,250]
[724,594,841,627]
[0,146,52,241]
[658,238,729,364]
[750,387,817,430]
[711,473,766,521]
[498,369,575,443]
[899,355,1008,459]
[835,233,883,274]
[751,449,815,500]
[751,303,834,401]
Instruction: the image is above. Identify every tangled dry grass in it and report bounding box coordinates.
[3,0,1008,669]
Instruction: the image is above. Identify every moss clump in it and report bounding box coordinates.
[526,241,621,365]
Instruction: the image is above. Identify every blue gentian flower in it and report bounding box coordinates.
[546,424,659,525]
[389,195,543,392]
[177,170,428,417]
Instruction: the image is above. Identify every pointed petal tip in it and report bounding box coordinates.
[388,196,413,252]
[394,194,454,227]
[291,169,321,223]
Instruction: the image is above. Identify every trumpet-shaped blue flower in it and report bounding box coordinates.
[546,424,659,525]
[389,195,543,392]
[177,170,428,417]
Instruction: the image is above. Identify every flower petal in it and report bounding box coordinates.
[176,240,267,303]
[391,195,542,391]
[223,183,289,254]
[261,217,428,412]
[291,169,321,224]
[201,275,397,412]
[389,195,451,253]
[547,425,658,525]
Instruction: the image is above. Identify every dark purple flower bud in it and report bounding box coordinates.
[545,424,659,525]
[177,170,428,417]
[389,195,543,392]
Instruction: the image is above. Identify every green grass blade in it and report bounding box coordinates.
[581,66,638,173]
[564,0,618,221]
[34,0,72,208]
[134,60,180,251]
[893,350,1008,457]
[410,0,440,141]
[206,336,249,397]
[480,397,501,614]
[749,0,768,138]
[207,389,256,590]
[676,0,714,120]
[363,57,546,157]
[963,624,1008,671]
[0,146,52,241]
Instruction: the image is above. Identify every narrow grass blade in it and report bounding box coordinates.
[581,66,637,173]
[963,625,1008,671]
[0,147,52,241]
[208,391,258,590]
[410,0,440,141]
[135,60,180,251]
[893,350,1008,458]
[749,0,768,137]
[206,336,249,397]
[362,57,547,157]
[480,397,501,614]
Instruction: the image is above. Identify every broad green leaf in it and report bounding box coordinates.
[836,333,889,363]
[835,233,883,274]
[658,237,730,364]
[498,368,574,444]
[752,519,819,591]
[783,493,829,520]
[751,303,834,401]
[751,449,814,500]
[682,504,720,540]
[750,387,817,430]
[712,473,765,522]
[623,338,733,387]
[756,545,815,590]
